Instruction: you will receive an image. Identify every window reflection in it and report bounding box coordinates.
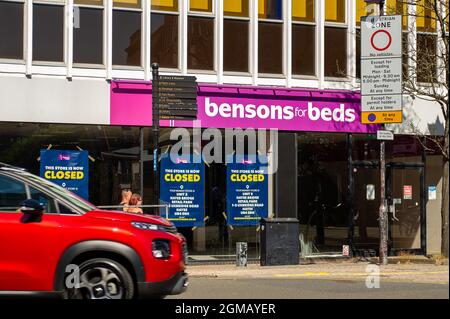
[0,1,23,60]
[33,4,64,62]
[112,10,141,66]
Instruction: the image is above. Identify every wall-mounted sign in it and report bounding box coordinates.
[110,81,380,133]
[428,186,437,200]
[40,150,89,200]
[361,15,403,124]
[226,155,268,226]
[160,155,204,227]
[403,185,413,200]
[366,184,376,200]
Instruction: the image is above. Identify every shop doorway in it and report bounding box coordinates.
[351,163,425,255]
[386,164,425,254]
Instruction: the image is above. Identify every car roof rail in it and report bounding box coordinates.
[0,162,26,171]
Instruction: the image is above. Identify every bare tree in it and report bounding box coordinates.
[393,0,449,257]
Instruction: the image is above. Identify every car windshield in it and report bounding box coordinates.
[20,171,96,213]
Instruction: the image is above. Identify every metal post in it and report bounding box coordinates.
[378,1,389,266]
[140,127,144,200]
[365,0,388,265]
[379,133,389,265]
[152,63,160,205]
[347,133,355,255]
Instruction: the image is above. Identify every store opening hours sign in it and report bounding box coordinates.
[160,155,205,227]
[361,15,403,124]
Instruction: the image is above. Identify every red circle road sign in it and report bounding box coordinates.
[370,30,392,51]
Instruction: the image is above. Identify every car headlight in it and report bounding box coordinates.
[131,221,178,234]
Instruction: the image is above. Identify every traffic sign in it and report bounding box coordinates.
[377,130,394,141]
[361,15,403,124]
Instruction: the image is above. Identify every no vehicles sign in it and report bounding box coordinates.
[361,15,403,124]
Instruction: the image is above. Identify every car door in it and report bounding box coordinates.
[0,173,63,292]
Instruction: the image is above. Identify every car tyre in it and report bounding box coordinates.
[63,258,135,300]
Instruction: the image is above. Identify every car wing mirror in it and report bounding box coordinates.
[20,199,44,216]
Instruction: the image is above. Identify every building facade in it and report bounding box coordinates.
[0,0,447,258]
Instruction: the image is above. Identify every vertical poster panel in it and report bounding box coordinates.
[40,150,89,200]
[226,155,269,226]
[160,155,205,227]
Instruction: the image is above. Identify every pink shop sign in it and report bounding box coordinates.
[110,82,378,133]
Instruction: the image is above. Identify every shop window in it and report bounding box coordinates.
[33,3,64,62]
[0,1,23,60]
[324,27,347,77]
[258,0,283,20]
[0,175,27,212]
[292,0,315,76]
[224,0,249,17]
[258,22,283,74]
[297,133,349,253]
[188,16,214,71]
[292,24,315,76]
[151,13,179,69]
[223,19,249,72]
[325,0,345,23]
[258,0,283,75]
[292,0,314,22]
[73,6,103,65]
[224,0,249,73]
[190,0,213,13]
[112,10,142,66]
[417,33,437,83]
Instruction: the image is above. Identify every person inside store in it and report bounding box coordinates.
[126,193,144,215]
[120,189,132,212]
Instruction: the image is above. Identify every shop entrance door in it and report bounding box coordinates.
[386,164,425,254]
[351,163,425,255]
[352,165,380,254]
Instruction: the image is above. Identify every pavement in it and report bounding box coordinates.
[166,260,449,299]
[185,260,449,285]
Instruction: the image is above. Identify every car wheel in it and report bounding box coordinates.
[63,258,135,300]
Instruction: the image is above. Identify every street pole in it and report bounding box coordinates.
[365,0,388,265]
[152,63,160,206]
[378,1,389,266]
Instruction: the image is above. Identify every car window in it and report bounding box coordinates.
[0,174,27,212]
[19,171,95,213]
[29,186,58,215]
[57,202,77,215]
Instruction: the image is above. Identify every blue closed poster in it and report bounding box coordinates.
[40,150,89,200]
[160,155,205,227]
[227,155,268,226]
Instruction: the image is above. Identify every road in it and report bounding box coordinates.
[168,277,449,299]
[167,262,449,299]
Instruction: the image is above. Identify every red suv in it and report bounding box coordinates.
[0,163,188,299]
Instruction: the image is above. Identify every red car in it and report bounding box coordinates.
[0,163,188,299]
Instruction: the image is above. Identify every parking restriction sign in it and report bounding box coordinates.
[361,15,403,124]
